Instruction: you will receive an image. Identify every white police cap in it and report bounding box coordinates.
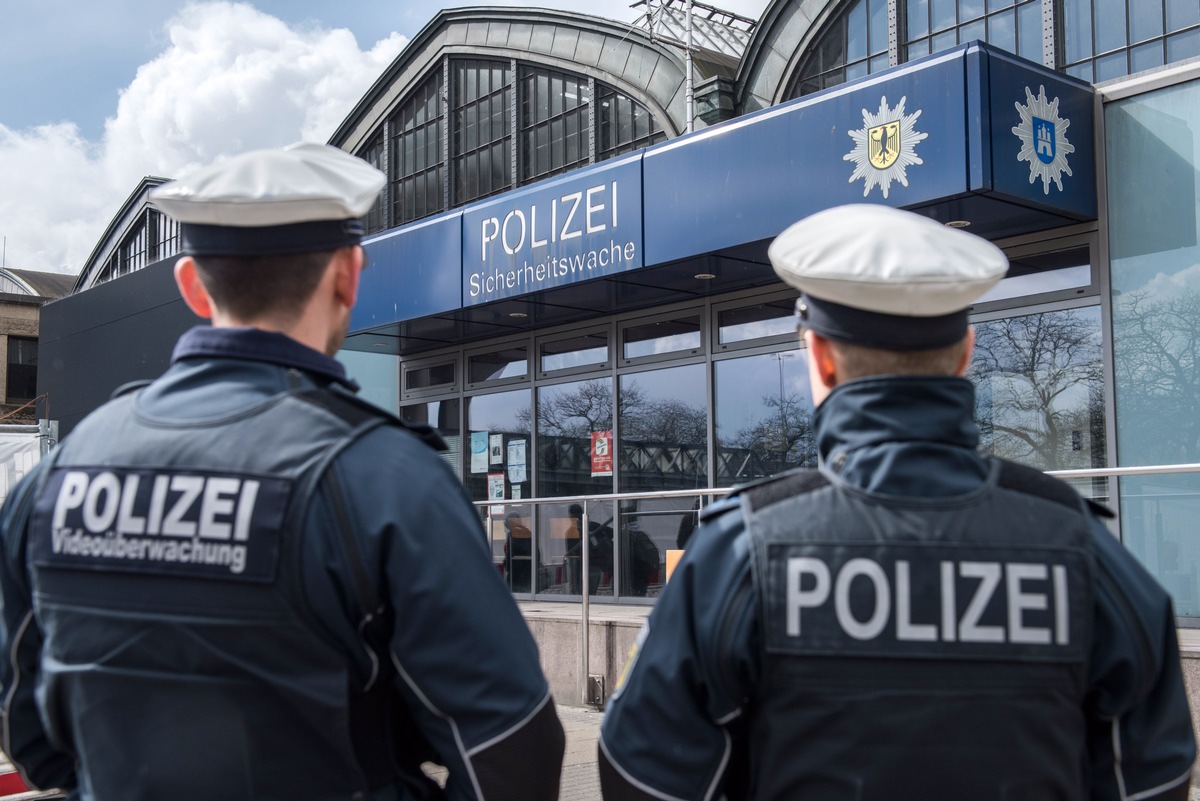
[768,204,1008,350]
[149,142,385,256]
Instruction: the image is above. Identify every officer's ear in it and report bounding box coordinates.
[174,257,214,320]
[331,246,363,310]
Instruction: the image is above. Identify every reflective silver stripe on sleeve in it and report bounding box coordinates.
[465,690,553,758]
[2,611,37,790]
[390,650,486,800]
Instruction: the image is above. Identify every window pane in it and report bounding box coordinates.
[1095,51,1128,81]
[988,8,1017,54]
[848,0,870,61]
[1108,79,1200,614]
[969,307,1105,471]
[533,379,615,594]
[494,503,534,594]
[469,346,528,383]
[338,349,399,413]
[715,351,815,486]
[932,0,957,31]
[1062,0,1094,63]
[618,364,708,493]
[1167,0,1200,31]
[1130,40,1165,72]
[906,37,932,58]
[541,332,609,372]
[907,0,930,39]
[5,337,37,403]
[400,398,461,477]
[961,0,986,22]
[932,28,959,51]
[537,378,614,497]
[959,17,986,42]
[1131,0,1165,43]
[617,496,689,599]
[1167,28,1200,61]
[869,0,889,53]
[1018,0,1043,61]
[405,362,455,391]
[1094,0,1129,53]
[718,300,798,345]
[464,389,532,503]
[623,316,702,359]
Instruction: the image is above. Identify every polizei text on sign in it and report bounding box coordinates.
[462,157,644,305]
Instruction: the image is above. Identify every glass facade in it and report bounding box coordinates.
[360,61,664,236]
[789,0,1198,98]
[1108,77,1200,617]
[393,264,1113,602]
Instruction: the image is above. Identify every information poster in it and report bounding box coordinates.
[591,430,613,477]
[488,473,506,507]
[471,431,489,473]
[507,439,527,484]
[489,434,504,465]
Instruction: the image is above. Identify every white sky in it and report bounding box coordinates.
[0,1,768,274]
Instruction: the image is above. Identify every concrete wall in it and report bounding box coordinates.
[520,602,649,708]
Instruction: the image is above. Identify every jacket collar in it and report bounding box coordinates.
[171,326,359,391]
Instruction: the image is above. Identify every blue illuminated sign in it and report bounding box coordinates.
[461,155,643,306]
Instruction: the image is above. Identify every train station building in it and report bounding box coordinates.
[42,0,1200,643]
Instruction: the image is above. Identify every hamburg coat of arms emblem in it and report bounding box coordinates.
[1012,84,1074,194]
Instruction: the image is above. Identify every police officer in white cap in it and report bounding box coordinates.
[599,204,1195,801]
[0,143,565,801]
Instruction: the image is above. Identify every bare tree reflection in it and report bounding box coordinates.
[969,309,1104,470]
[720,391,817,481]
[1113,289,1200,463]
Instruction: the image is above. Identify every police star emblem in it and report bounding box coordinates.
[1012,85,1074,194]
[845,95,927,198]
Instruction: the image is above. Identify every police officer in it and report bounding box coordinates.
[598,204,1196,801]
[0,143,565,801]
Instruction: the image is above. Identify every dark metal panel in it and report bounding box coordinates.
[529,23,556,54]
[598,36,634,76]
[551,27,580,61]
[487,20,510,47]
[465,20,491,46]
[575,30,605,68]
[508,22,534,52]
[39,260,193,437]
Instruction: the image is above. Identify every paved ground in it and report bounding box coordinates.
[558,703,605,801]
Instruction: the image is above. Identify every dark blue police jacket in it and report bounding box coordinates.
[599,375,1195,801]
[0,327,564,801]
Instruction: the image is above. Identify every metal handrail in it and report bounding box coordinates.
[473,462,1200,703]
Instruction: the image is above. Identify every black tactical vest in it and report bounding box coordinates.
[25,385,444,801]
[739,459,1096,801]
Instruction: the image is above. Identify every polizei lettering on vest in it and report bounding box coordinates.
[786,556,1071,646]
[53,471,260,540]
[46,470,263,575]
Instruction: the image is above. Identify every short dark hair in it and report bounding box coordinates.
[829,337,968,381]
[192,250,336,323]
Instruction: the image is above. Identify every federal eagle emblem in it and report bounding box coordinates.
[845,96,927,198]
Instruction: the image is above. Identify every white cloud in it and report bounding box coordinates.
[0,1,405,274]
[1136,256,1200,299]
